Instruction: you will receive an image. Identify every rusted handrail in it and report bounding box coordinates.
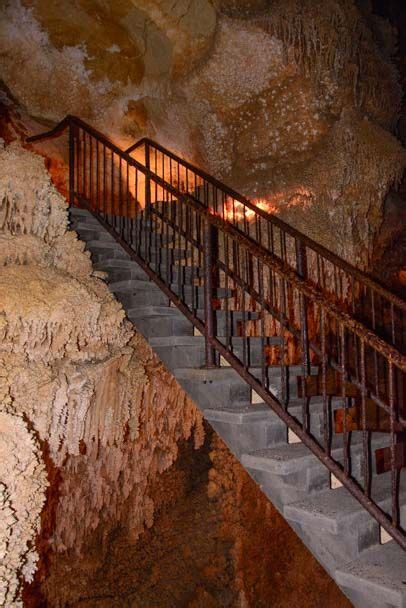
[27,116,406,549]
[127,136,406,353]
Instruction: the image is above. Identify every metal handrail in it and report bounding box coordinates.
[126,137,406,312]
[27,116,406,549]
[28,118,406,315]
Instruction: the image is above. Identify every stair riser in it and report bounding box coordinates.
[116,290,169,308]
[336,578,403,608]
[128,311,272,340]
[91,250,130,262]
[103,268,150,283]
[153,343,285,369]
[176,377,251,409]
[286,517,380,576]
[208,419,286,458]
[245,450,370,503]
[152,266,202,283]
[130,315,193,339]
[87,242,188,262]
[74,228,116,243]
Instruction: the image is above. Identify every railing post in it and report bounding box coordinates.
[145,141,151,217]
[296,238,310,375]
[203,218,217,368]
[68,121,75,207]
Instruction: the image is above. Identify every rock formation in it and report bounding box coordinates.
[1,0,404,268]
[0,141,204,605]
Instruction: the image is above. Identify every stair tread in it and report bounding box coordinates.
[242,434,388,475]
[284,475,406,532]
[203,403,277,424]
[149,335,282,347]
[335,543,406,606]
[94,259,139,269]
[127,305,183,317]
[110,279,159,291]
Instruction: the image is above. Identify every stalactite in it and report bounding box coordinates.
[0,141,204,606]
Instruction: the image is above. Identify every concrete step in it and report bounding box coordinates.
[173,365,312,408]
[92,258,149,282]
[174,367,251,409]
[111,280,169,308]
[334,542,406,608]
[242,433,388,510]
[86,239,189,261]
[69,206,93,218]
[90,247,130,262]
[109,279,234,309]
[128,306,193,338]
[93,258,145,271]
[203,402,286,457]
[126,305,263,339]
[74,226,116,243]
[283,475,406,574]
[148,335,282,369]
[70,207,152,227]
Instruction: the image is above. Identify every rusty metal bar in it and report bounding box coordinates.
[203,219,217,368]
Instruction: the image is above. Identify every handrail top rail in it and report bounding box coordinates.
[176,192,406,373]
[129,137,406,313]
[26,115,406,312]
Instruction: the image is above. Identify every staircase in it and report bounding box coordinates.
[28,116,406,608]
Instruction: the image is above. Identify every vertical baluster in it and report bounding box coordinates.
[163,192,170,285]
[360,339,371,497]
[75,126,80,201]
[191,208,197,315]
[125,162,129,243]
[69,123,75,207]
[133,167,138,251]
[112,148,116,228]
[144,143,151,263]
[224,232,230,354]
[83,132,87,200]
[103,145,106,219]
[95,140,100,216]
[279,275,287,409]
[388,361,399,528]
[119,156,123,236]
[320,308,330,456]
[258,257,266,390]
[155,184,160,277]
[177,198,183,300]
[391,302,395,348]
[341,324,350,477]
[203,218,217,368]
[89,136,93,210]
[296,239,310,431]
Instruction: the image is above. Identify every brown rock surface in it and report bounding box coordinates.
[0,0,404,268]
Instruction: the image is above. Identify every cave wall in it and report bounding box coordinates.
[0,140,204,605]
[0,0,405,269]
